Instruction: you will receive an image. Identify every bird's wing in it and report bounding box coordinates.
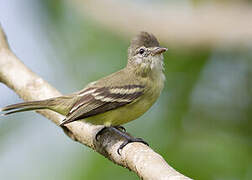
[60,85,145,125]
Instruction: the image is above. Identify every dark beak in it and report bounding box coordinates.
[152,47,168,55]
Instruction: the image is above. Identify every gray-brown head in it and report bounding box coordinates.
[127,32,167,72]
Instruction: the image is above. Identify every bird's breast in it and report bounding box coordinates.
[85,70,165,126]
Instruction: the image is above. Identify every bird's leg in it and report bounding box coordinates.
[110,127,149,155]
[95,126,126,141]
[95,126,149,155]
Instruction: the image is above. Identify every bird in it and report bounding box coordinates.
[1,32,167,154]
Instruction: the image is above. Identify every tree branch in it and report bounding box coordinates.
[0,26,192,180]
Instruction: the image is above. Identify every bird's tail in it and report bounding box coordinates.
[0,100,53,116]
[1,95,75,117]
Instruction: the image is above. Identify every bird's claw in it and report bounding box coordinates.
[95,126,149,156]
[117,137,149,155]
[95,127,108,141]
[95,126,126,141]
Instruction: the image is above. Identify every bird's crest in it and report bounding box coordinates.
[130,32,160,50]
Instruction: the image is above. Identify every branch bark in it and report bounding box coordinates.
[0,26,192,180]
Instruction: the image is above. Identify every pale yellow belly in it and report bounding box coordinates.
[84,92,158,126]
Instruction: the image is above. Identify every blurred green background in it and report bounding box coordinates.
[0,0,251,180]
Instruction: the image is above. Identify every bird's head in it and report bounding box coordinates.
[127,32,167,75]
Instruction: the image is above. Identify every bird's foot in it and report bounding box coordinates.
[95,126,108,141]
[117,137,149,155]
[95,126,126,141]
[95,126,149,155]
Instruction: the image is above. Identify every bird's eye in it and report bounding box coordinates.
[139,48,145,55]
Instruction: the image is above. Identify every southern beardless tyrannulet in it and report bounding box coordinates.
[1,32,167,153]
